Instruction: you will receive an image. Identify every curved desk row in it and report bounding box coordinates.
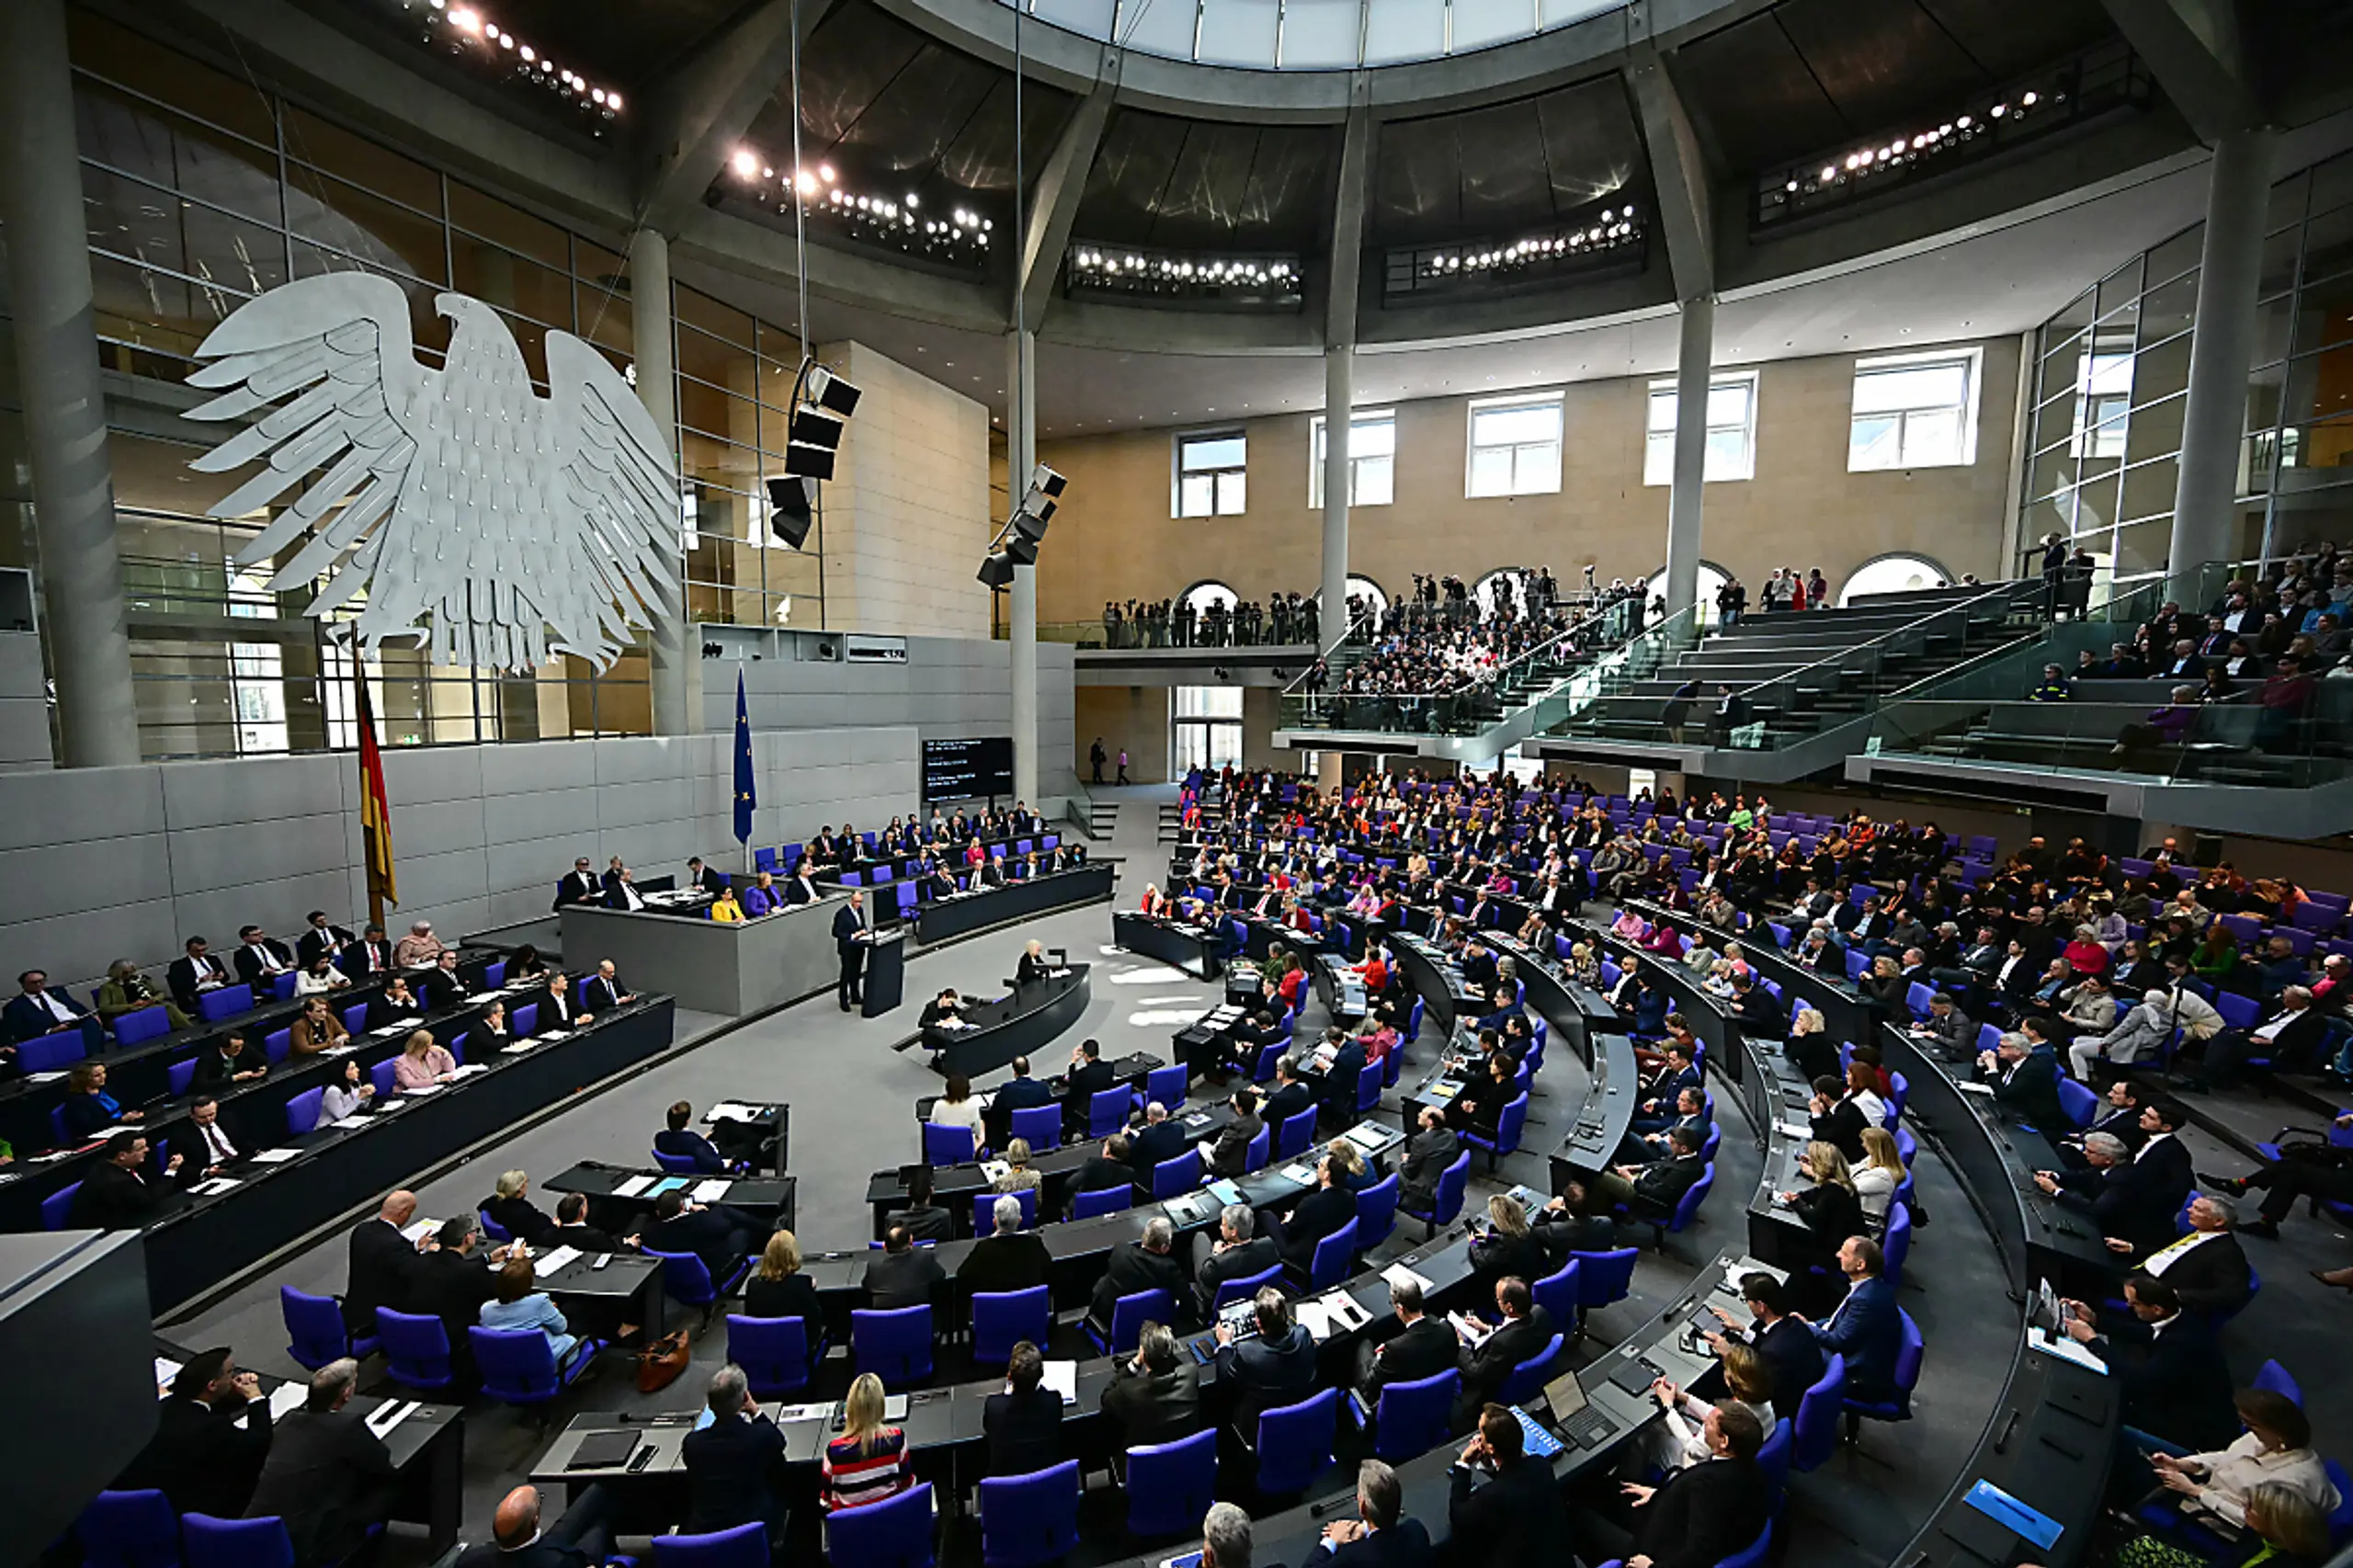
[561,895,844,1017]
[1110,910,1225,978]
[913,863,1116,945]
[924,966,1092,1080]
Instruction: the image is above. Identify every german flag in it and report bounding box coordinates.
[355,664,398,919]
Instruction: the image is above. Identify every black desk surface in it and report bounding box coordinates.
[923,966,1091,1081]
[1110,911,1223,978]
[912,864,1115,945]
[544,1163,798,1229]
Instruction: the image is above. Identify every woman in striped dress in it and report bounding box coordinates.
[821,1373,914,1515]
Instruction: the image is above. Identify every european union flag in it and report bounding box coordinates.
[733,668,756,846]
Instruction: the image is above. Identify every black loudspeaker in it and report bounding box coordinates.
[767,475,815,550]
[976,551,1016,588]
[808,365,862,417]
[783,442,836,480]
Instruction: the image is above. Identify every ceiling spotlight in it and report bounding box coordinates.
[449,6,482,31]
[796,171,819,196]
[732,148,760,178]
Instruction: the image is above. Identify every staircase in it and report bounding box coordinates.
[1157,796,1219,845]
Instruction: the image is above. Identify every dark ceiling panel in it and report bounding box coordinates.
[1774,0,1988,135]
[934,78,1077,196]
[1675,12,1850,171]
[1373,74,1643,247]
[1911,0,2120,80]
[1073,111,1336,250]
[354,0,746,89]
[791,4,930,147]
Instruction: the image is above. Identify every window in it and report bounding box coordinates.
[1309,409,1396,508]
[1837,554,1951,606]
[1848,349,1982,471]
[1175,431,1248,517]
[1466,394,1563,497]
[1644,373,1758,484]
[2069,345,2133,460]
[1173,685,1244,772]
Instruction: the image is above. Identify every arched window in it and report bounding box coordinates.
[1643,562,1733,625]
[1837,553,1951,607]
[1346,574,1387,614]
[1179,580,1240,619]
[1472,567,1532,619]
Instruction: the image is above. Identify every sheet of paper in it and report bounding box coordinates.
[236,1379,310,1429]
[365,1400,417,1437]
[1381,1263,1434,1297]
[691,1179,733,1202]
[244,1147,301,1166]
[614,1175,657,1199]
[1294,1299,1332,1341]
[774,1402,832,1424]
[2028,1328,2109,1374]
[27,1071,68,1085]
[1954,1081,1995,1097]
[533,1245,581,1278]
[450,1063,489,1078]
[535,1029,572,1043]
[1777,1120,1813,1140]
[403,1084,444,1096]
[192,1176,242,1196]
[465,992,503,1005]
[1040,1360,1078,1406]
[332,1115,371,1129]
[708,1103,758,1122]
[1280,1163,1317,1184]
[402,1218,436,1242]
[154,1356,184,1392]
[502,1041,537,1054]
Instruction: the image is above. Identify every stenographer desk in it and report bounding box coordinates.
[562,897,841,1017]
[924,966,1091,1079]
[912,863,1115,945]
[1111,909,1224,978]
[543,1164,799,1236]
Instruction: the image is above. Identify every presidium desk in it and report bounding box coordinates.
[562,894,847,1017]
[923,965,1091,1080]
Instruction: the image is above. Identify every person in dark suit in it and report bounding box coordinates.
[1215,1287,1319,1431]
[983,1340,1063,1475]
[117,1348,274,1520]
[6,969,91,1047]
[1602,1403,1773,1568]
[861,1225,946,1311]
[1201,1086,1264,1179]
[654,1100,747,1174]
[2121,1098,2196,1233]
[337,925,395,983]
[454,1484,616,1568]
[1319,1460,1434,1568]
[2134,1197,2253,1316]
[407,1216,503,1362]
[2057,1274,2238,1450]
[684,857,728,897]
[832,890,869,1011]
[1092,1217,1189,1331]
[1062,1039,1119,1136]
[167,937,232,1014]
[549,1191,636,1255]
[1454,1276,1555,1427]
[1397,1107,1461,1215]
[1703,1273,1824,1422]
[179,1096,251,1185]
[367,976,424,1033]
[1727,972,1785,1039]
[295,913,358,969]
[242,1359,400,1568]
[1588,1125,1709,1221]
[984,1054,1056,1147]
[1128,1102,1191,1178]
[1101,1321,1202,1453]
[1448,1402,1572,1568]
[583,961,631,1012]
[782,863,823,905]
[482,1170,559,1248]
[601,866,647,911]
[419,950,469,1011]
[1808,1235,1902,1405]
[680,1365,787,1540]
[650,1188,761,1280]
[1261,1058,1315,1131]
[1978,1030,2069,1134]
[1321,1028,1369,1119]
[72,1134,185,1228]
[346,1190,429,1335]
[1191,1202,1282,1318]
[2037,1132,2142,1244]
[552,858,601,910]
[231,926,297,990]
[959,1194,1053,1295]
[1354,1276,1459,1403]
[1279,1154,1359,1268]
[883,1168,958,1243]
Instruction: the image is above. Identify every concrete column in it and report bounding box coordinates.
[1661,293,1714,621]
[1318,750,1343,792]
[0,0,139,767]
[630,228,699,736]
[1007,327,1039,804]
[2166,128,2277,606]
[1321,345,1353,651]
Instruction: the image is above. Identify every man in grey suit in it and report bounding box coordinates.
[1192,1202,1280,1318]
[242,1359,399,1567]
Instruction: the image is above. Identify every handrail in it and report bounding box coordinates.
[1291,592,1645,706]
[1723,579,2035,704]
[1871,573,2169,704]
[1279,600,1380,699]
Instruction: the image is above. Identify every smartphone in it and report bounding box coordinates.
[593,1254,612,1270]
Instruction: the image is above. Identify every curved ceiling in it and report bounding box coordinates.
[997,0,1623,71]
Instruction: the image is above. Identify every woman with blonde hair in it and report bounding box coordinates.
[820,1372,913,1513]
[1637,1341,1778,1474]
[1470,1191,1547,1286]
[744,1229,825,1348]
[1567,940,1601,986]
[1324,1136,1374,1193]
[993,1137,1040,1194]
[1783,1142,1865,1304]
[1784,1002,1836,1082]
[1855,1126,1907,1226]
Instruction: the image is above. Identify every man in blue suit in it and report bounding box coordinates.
[1318,1459,1433,1567]
[984,1055,1055,1149]
[6,970,92,1048]
[1806,1234,1902,1405]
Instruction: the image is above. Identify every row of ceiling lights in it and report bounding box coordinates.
[1418,205,1641,276]
[1774,87,2060,203]
[729,148,992,262]
[1068,247,1300,293]
[399,0,624,118]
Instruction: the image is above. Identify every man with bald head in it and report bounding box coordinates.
[344,1189,430,1335]
[454,1484,616,1568]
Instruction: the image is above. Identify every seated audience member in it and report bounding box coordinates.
[2056,1274,2238,1451]
[1192,1202,1281,1318]
[1102,1320,1203,1452]
[740,872,781,917]
[483,1169,558,1247]
[537,971,589,1030]
[419,950,468,1010]
[995,1137,1043,1194]
[927,1074,987,1146]
[654,1100,746,1173]
[368,977,423,1032]
[743,1231,824,1348]
[959,1194,1053,1294]
[180,1096,248,1182]
[1261,1056,1315,1130]
[479,1256,585,1371]
[1215,1286,1318,1429]
[231,926,297,990]
[1353,1276,1459,1403]
[861,1224,946,1311]
[344,1191,428,1335]
[1574,1402,1771,1568]
[290,996,349,1057]
[585,960,632,1010]
[1808,1236,1903,1406]
[62,1060,140,1141]
[1453,1275,1554,1426]
[1278,1153,1359,1267]
[553,858,602,910]
[340,926,396,981]
[1855,1125,1907,1229]
[708,885,745,923]
[1127,1100,1190,1175]
[6,968,91,1046]
[1635,1344,1777,1477]
[116,1347,274,1520]
[1397,1105,1462,1215]
[550,1191,636,1256]
[1469,1193,1549,1289]
[452,1484,616,1568]
[1093,1215,1189,1334]
[295,956,349,997]
[1978,1030,2069,1133]
[296,912,357,969]
[467,1000,513,1061]
[650,1188,765,1281]
[2201,1114,2353,1240]
[242,1358,400,1568]
[1449,1402,1573,1568]
[392,1028,457,1090]
[1319,1460,1432,1567]
[190,1030,266,1092]
[319,1058,375,1123]
[984,1339,1063,1474]
[684,1364,787,1540]
[1531,1185,1620,1256]
[1586,1124,1709,1221]
[392,920,444,969]
[884,1166,958,1242]
[1704,1272,1825,1422]
[96,959,191,1033]
[408,1215,505,1358]
[818,1372,911,1517]
[2149,1389,2341,1530]
[168,936,232,1014]
[73,1133,184,1228]
[1201,1086,1264,1178]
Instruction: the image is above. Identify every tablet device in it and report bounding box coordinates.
[566,1430,639,1471]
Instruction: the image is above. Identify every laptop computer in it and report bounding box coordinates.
[1543,1369,1614,1449]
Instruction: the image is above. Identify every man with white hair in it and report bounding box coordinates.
[1191,1201,1279,1317]
[1201,1502,1254,1568]
[393,920,443,969]
[2035,1132,2134,1239]
[2068,987,2179,1080]
[956,1193,1051,1294]
[2132,1196,2253,1314]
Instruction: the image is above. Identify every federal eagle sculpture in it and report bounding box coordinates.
[184,273,679,674]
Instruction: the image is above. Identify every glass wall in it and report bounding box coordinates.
[63,12,824,759]
[2018,147,2353,587]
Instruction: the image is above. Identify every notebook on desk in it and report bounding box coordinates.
[566,1430,639,1471]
